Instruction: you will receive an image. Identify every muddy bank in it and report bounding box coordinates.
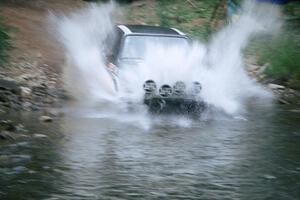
[0,0,87,112]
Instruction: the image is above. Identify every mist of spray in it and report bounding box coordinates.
[53,1,281,115]
[51,3,118,104]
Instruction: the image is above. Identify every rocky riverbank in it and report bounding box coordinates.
[0,58,298,117]
[0,0,83,114]
[246,57,300,105]
[0,0,298,115]
[0,60,66,113]
[0,119,27,140]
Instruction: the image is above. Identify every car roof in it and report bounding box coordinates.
[117,24,185,36]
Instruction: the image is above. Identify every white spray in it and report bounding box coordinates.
[53,1,281,116]
[52,3,117,103]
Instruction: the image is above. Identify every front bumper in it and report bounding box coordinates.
[144,95,206,115]
[143,80,205,115]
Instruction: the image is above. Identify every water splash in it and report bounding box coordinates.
[53,1,281,119]
[51,3,118,104]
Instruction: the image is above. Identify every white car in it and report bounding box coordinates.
[105,24,205,114]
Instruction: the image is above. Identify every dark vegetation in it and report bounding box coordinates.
[254,1,300,89]
[156,0,226,40]
[255,32,300,89]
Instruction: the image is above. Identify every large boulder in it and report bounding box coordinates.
[0,78,19,93]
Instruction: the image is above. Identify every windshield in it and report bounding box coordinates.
[119,35,190,60]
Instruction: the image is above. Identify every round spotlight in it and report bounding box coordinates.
[192,81,202,94]
[143,80,157,94]
[173,81,186,96]
[159,84,172,98]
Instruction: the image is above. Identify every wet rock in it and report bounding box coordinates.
[43,98,54,104]
[287,88,297,95]
[0,120,16,132]
[19,60,37,69]
[50,77,57,82]
[15,124,27,132]
[247,63,261,72]
[44,108,64,117]
[17,74,33,81]
[0,92,9,103]
[32,86,48,96]
[22,102,32,111]
[0,131,15,140]
[33,133,48,138]
[0,120,27,140]
[256,64,268,76]
[19,86,32,99]
[0,78,19,93]
[257,74,266,81]
[278,98,290,104]
[39,115,53,122]
[268,83,285,90]
[30,104,41,111]
[1,102,10,108]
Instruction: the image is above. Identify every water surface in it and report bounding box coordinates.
[0,104,299,200]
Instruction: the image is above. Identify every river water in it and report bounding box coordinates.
[0,103,299,200]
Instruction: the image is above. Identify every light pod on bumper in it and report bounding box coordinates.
[192,81,202,95]
[173,81,186,96]
[159,84,172,98]
[143,80,157,94]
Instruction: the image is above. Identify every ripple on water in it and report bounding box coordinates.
[10,154,32,162]
[8,166,29,174]
[9,141,31,148]
[33,134,49,138]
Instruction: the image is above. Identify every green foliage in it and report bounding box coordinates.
[249,2,300,90]
[256,32,300,89]
[156,0,223,40]
[0,17,10,66]
[86,0,133,3]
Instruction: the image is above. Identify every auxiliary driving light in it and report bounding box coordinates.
[192,81,202,94]
[173,81,186,96]
[159,84,173,98]
[143,80,157,94]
